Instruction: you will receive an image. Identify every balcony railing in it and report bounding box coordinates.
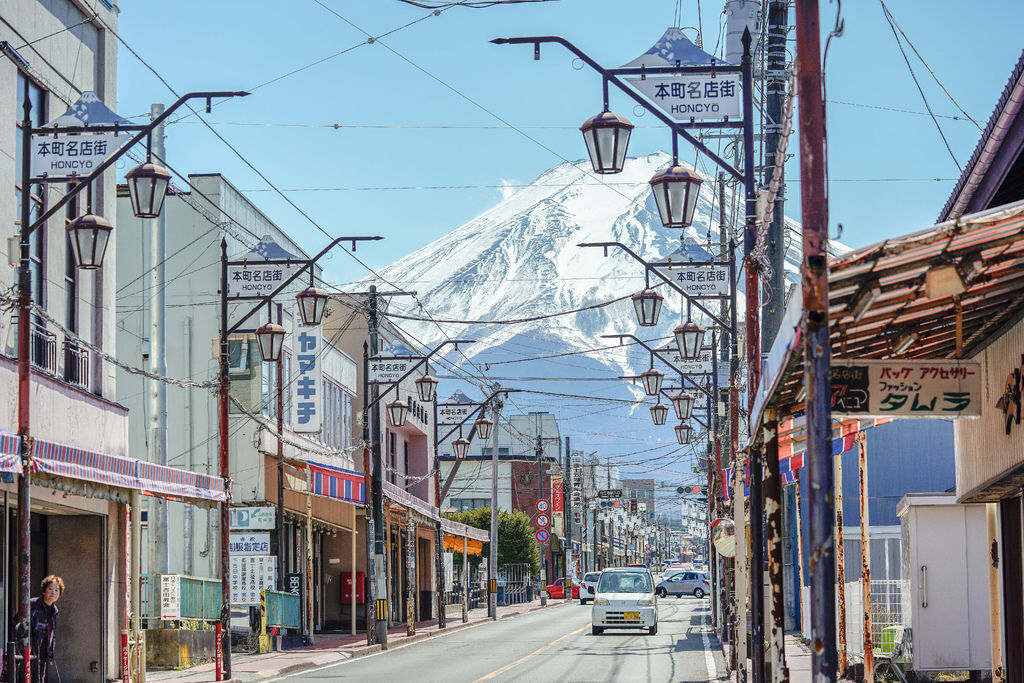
[62,339,89,388]
[30,321,57,375]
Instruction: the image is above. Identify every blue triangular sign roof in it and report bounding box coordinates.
[44,92,133,128]
[621,28,724,68]
[663,236,718,263]
[445,390,476,404]
[239,235,300,262]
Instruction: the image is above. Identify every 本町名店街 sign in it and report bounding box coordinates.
[437,403,474,426]
[227,263,292,298]
[830,359,982,418]
[369,357,418,384]
[627,73,742,121]
[30,132,123,179]
[653,263,730,297]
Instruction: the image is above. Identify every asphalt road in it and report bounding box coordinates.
[271,595,726,682]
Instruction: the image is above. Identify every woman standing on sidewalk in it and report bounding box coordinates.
[30,575,64,683]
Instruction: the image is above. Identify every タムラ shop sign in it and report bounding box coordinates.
[830,359,981,418]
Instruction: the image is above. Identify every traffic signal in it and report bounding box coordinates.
[629,499,638,515]
[573,511,582,524]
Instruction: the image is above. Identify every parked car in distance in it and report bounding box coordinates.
[656,570,710,598]
[579,571,601,604]
[591,567,658,635]
[545,577,579,600]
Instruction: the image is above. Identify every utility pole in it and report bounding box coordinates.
[564,436,573,581]
[488,391,502,619]
[795,0,838,680]
[148,102,169,576]
[537,434,547,606]
[367,285,388,647]
[763,3,792,681]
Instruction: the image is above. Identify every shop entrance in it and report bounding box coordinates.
[4,501,105,683]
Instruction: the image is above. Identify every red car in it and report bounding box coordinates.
[545,577,580,599]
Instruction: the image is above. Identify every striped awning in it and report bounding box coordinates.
[309,461,365,505]
[0,431,22,474]
[31,438,226,503]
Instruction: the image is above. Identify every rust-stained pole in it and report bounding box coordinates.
[794,471,806,634]
[764,409,788,683]
[795,0,837,678]
[406,513,416,636]
[734,460,749,683]
[987,503,1004,683]
[835,450,847,676]
[857,433,874,683]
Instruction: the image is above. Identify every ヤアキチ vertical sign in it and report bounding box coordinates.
[291,320,322,433]
[830,359,982,418]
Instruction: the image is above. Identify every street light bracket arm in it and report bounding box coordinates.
[494,36,743,181]
[579,243,732,332]
[601,333,714,401]
[363,340,476,412]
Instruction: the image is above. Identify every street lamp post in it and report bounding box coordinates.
[492,31,759,671]
[218,235,380,678]
[15,83,246,680]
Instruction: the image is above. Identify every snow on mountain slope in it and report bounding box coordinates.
[354,152,843,470]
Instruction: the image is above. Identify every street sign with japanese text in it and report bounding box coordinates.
[627,73,742,121]
[597,489,622,499]
[230,532,271,556]
[229,506,275,530]
[661,348,714,375]
[159,575,180,620]
[437,403,475,426]
[653,263,730,297]
[368,357,418,384]
[227,263,291,298]
[229,555,277,606]
[290,321,322,433]
[830,359,981,418]
[31,132,124,180]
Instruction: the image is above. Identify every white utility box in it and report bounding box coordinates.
[897,493,991,671]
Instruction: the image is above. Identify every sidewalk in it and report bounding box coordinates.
[720,633,852,683]
[146,598,569,683]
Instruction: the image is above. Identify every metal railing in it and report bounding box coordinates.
[30,321,57,374]
[263,590,301,630]
[497,563,532,606]
[62,338,89,388]
[140,574,223,624]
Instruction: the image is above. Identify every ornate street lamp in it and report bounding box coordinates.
[296,286,329,326]
[671,392,695,420]
[674,422,693,445]
[640,368,664,396]
[631,288,664,327]
[415,374,438,403]
[254,321,285,362]
[386,399,410,428]
[650,403,668,426]
[674,320,706,360]
[474,416,494,441]
[452,437,471,460]
[580,110,634,174]
[649,165,703,229]
[66,213,113,269]
[125,161,172,219]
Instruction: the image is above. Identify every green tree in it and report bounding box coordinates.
[446,507,540,576]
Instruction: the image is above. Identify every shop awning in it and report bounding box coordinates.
[309,461,365,505]
[31,437,226,503]
[383,480,439,522]
[749,198,1024,447]
[442,535,485,555]
[0,431,22,474]
[440,517,490,543]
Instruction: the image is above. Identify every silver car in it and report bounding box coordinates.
[591,567,658,635]
[656,570,710,598]
[579,571,601,605]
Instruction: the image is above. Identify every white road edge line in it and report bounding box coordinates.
[702,605,719,681]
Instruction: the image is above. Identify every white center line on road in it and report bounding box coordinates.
[702,606,719,681]
[473,622,590,682]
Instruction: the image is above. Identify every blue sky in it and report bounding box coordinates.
[113,1,1022,282]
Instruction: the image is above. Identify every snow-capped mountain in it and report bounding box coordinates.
[354,152,837,472]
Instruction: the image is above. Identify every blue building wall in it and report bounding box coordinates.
[786,419,955,627]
